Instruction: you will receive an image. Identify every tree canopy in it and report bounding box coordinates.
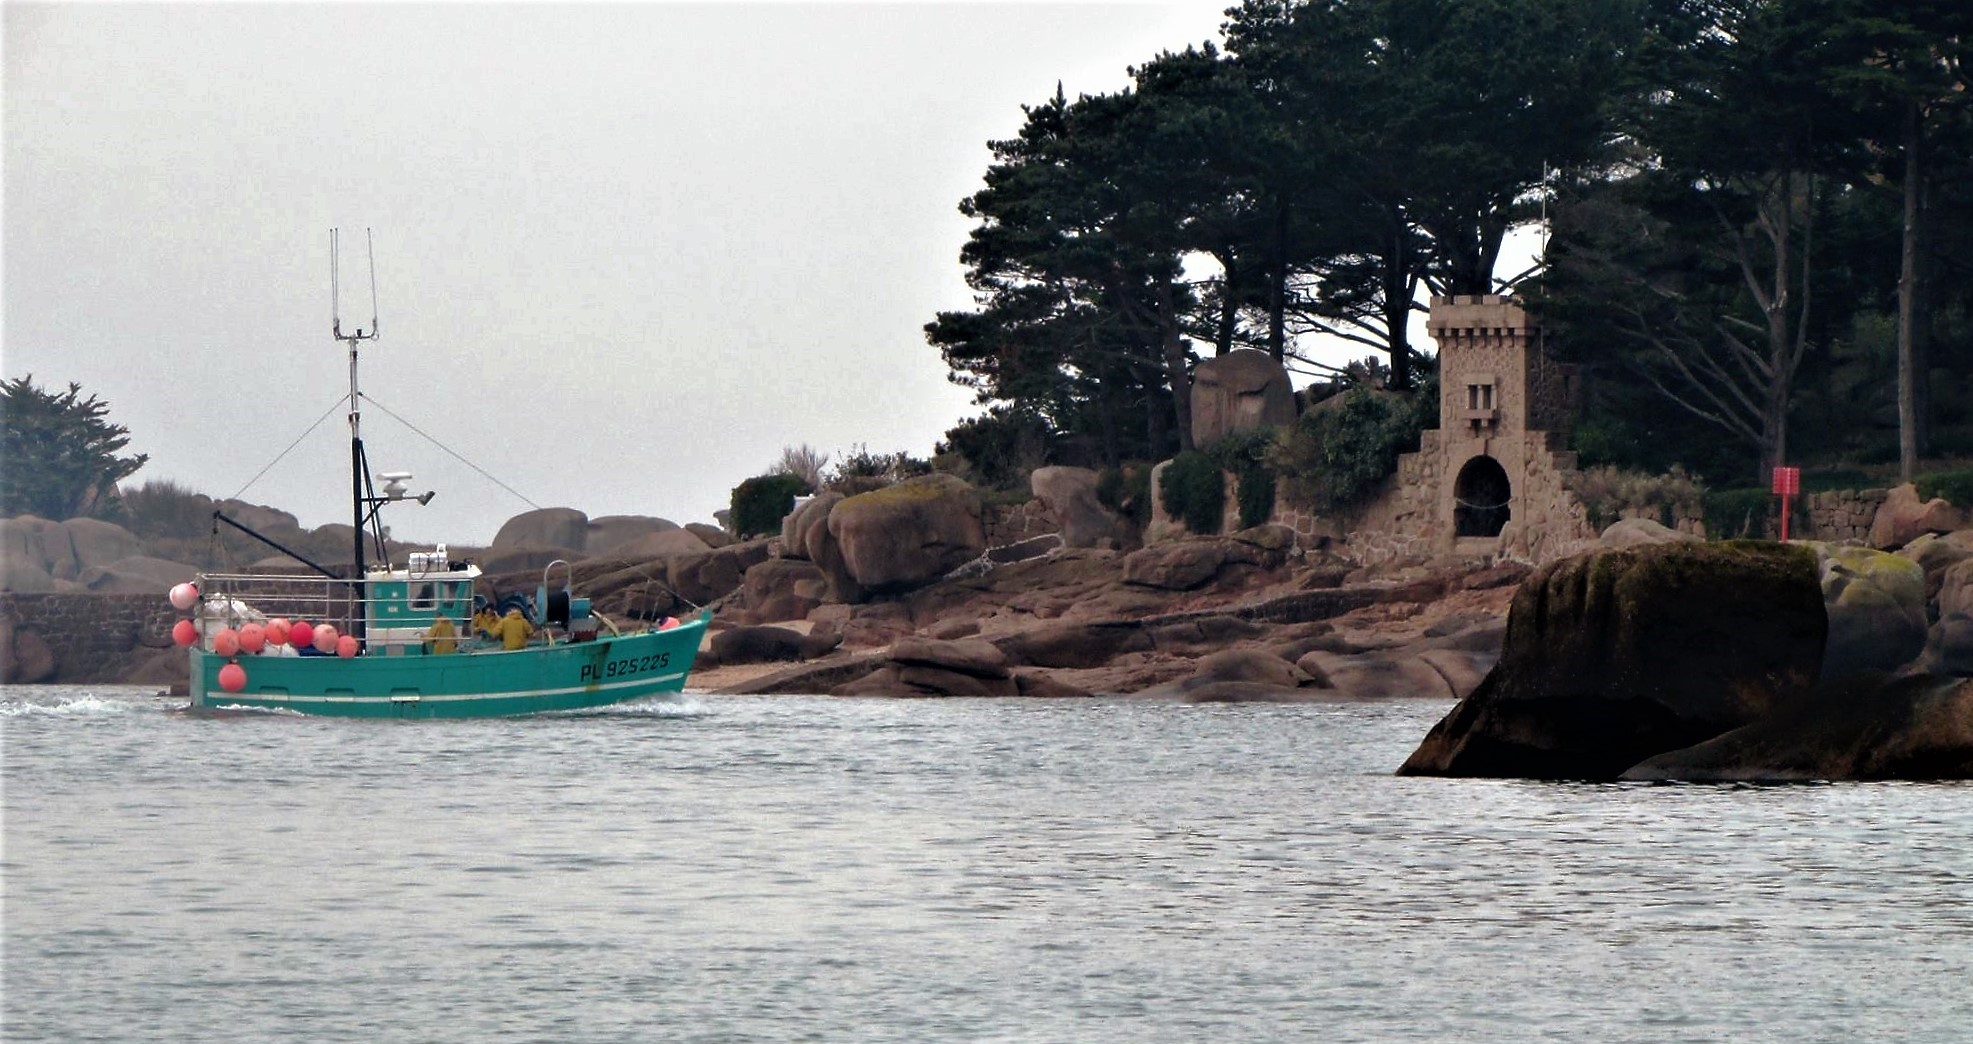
[930,0,1973,489]
[1,375,149,520]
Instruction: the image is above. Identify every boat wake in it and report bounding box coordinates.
[201,703,309,718]
[0,694,142,717]
[558,694,712,719]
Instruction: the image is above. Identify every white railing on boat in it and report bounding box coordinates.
[191,570,475,656]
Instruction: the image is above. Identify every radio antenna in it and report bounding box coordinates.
[331,227,380,344]
[330,227,387,592]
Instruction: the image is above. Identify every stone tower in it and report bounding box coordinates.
[1423,294,1578,552]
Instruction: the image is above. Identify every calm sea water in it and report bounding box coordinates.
[4,685,1969,1043]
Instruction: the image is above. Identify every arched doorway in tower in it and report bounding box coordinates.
[1453,455,1512,538]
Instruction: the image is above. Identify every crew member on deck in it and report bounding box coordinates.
[425,614,458,655]
[490,608,533,651]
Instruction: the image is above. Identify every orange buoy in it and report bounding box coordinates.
[313,624,340,654]
[290,622,314,649]
[213,628,240,657]
[238,623,267,654]
[336,634,359,658]
[172,619,197,647]
[218,662,247,692]
[266,618,291,646]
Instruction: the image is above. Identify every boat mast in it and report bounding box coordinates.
[331,228,380,588]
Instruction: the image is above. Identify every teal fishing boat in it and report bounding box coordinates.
[181,558,706,719]
[176,230,703,717]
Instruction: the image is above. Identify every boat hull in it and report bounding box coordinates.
[187,619,706,719]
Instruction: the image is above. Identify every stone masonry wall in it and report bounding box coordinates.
[1281,427,1599,569]
[1803,488,1890,543]
[1703,488,1890,542]
[1494,438,1599,566]
[2,593,179,683]
[1330,431,1443,566]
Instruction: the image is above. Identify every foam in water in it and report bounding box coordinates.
[571,694,712,718]
[0,694,140,717]
[202,703,307,717]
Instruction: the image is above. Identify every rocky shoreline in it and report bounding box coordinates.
[7,469,1973,779]
[687,545,1520,703]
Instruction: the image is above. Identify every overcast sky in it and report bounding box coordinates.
[9,1,1265,545]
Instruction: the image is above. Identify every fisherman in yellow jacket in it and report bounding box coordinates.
[424,614,458,655]
[488,608,533,651]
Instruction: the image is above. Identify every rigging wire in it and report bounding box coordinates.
[358,392,543,511]
[227,394,351,502]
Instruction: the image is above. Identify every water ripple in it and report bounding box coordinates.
[3,686,1969,1043]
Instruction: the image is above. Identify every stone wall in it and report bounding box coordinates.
[1275,428,1600,569]
[1702,488,1890,543]
[1493,440,1600,565]
[2,593,179,683]
[1328,432,1444,566]
[1802,488,1890,544]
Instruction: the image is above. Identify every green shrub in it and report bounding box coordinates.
[1272,388,1429,512]
[1801,468,1873,493]
[729,473,811,538]
[1160,451,1226,535]
[827,444,933,494]
[1917,469,1973,507]
[1565,464,1707,532]
[1701,487,1807,540]
[936,407,1051,491]
[1096,462,1153,527]
[119,478,215,539]
[1206,427,1280,530]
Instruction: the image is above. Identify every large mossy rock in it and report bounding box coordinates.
[1809,543,1926,680]
[1398,541,1826,780]
[826,475,985,595]
[1622,674,1973,781]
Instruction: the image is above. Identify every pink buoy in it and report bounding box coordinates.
[336,634,359,658]
[290,622,314,649]
[169,582,199,611]
[659,616,679,630]
[266,619,291,646]
[313,623,340,654]
[172,619,197,647]
[218,662,247,692]
[238,623,266,654]
[213,628,240,657]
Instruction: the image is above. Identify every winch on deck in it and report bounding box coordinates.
[537,559,599,642]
